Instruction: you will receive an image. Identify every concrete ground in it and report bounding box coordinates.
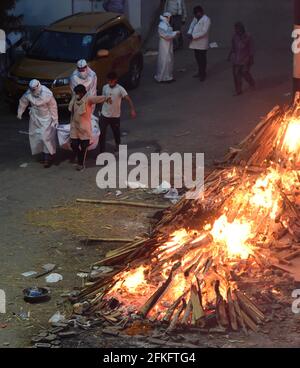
[0,44,294,347]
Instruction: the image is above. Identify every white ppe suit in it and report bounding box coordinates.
[17,86,58,155]
[70,67,97,96]
[154,16,178,83]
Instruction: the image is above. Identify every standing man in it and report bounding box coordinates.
[69,84,109,171]
[70,59,97,97]
[164,0,187,49]
[228,22,255,96]
[99,72,136,154]
[17,79,58,168]
[187,6,211,81]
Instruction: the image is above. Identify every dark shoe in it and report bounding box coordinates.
[164,79,176,84]
[44,161,52,169]
[199,74,207,82]
[76,165,85,172]
[193,73,200,78]
[233,91,243,96]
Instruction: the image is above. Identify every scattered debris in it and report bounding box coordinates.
[210,42,219,48]
[46,273,63,283]
[152,181,171,194]
[49,312,66,325]
[21,271,38,278]
[126,181,147,189]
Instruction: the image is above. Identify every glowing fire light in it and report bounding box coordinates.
[110,265,149,295]
[282,119,300,153]
[210,215,252,259]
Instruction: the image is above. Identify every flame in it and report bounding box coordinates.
[282,119,300,153]
[249,169,281,219]
[103,114,300,317]
[210,215,252,259]
[110,265,149,295]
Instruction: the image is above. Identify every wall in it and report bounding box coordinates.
[13,0,73,26]
[187,0,293,50]
[13,0,161,39]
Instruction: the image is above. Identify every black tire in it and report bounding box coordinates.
[125,56,143,90]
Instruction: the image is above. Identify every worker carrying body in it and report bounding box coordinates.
[70,59,98,97]
[69,84,111,171]
[17,79,58,168]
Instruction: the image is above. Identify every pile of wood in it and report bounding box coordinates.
[70,95,300,334]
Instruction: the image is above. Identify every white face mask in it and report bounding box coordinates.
[78,70,88,79]
[31,86,42,97]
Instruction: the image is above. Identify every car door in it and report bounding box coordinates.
[109,24,135,77]
[89,30,115,93]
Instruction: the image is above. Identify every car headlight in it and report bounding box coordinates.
[54,78,69,87]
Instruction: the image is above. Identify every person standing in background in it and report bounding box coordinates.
[155,12,180,83]
[187,6,211,82]
[228,22,255,96]
[164,0,187,49]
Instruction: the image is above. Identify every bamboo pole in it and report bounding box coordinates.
[76,199,170,209]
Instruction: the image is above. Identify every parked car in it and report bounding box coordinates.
[5,12,143,106]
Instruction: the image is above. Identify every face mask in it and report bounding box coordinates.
[31,87,42,97]
[78,70,88,79]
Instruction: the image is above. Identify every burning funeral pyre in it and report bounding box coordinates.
[71,95,300,334]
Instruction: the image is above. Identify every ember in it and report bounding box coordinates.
[73,95,300,334]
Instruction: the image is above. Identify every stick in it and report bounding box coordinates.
[76,199,170,210]
[139,262,181,317]
[83,237,135,244]
[166,299,186,332]
[227,288,238,331]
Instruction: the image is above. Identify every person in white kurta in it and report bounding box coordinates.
[70,59,97,97]
[187,6,211,81]
[154,13,180,83]
[17,79,58,168]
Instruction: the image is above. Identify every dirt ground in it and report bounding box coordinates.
[0,45,299,348]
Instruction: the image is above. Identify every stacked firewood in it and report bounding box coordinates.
[70,95,300,334]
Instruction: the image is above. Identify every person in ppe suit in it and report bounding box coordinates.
[154,12,180,83]
[69,84,111,171]
[17,79,58,168]
[70,59,97,97]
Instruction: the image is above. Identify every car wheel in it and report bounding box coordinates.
[126,58,142,89]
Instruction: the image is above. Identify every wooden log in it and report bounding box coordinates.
[190,285,205,326]
[166,299,187,332]
[181,297,193,325]
[227,288,238,331]
[76,199,170,210]
[240,310,258,332]
[235,290,264,324]
[232,294,248,335]
[162,291,189,323]
[83,237,135,244]
[285,250,300,261]
[139,262,181,318]
[215,281,229,328]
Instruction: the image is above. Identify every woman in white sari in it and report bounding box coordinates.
[154,12,180,83]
